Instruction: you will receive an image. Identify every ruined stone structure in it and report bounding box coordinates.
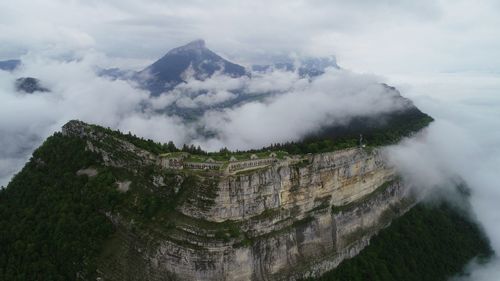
[159,156,185,169]
[158,152,283,173]
[183,161,223,170]
[227,157,278,172]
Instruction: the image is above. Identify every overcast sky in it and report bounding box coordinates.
[1,0,499,74]
[1,1,500,280]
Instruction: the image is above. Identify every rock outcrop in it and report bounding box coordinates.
[61,120,415,281]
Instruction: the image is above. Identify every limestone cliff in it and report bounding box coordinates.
[60,121,415,281]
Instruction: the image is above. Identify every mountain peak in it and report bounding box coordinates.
[168,39,206,55]
[139,39,246,95]
[185,39,206,48]
[15,77,49,93]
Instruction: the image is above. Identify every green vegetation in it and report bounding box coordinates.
[0,131,230,280]
[292,159,311,169]
[265,108,433,155]
[0,107,434,280]
[308,196,332,213]
[234,166,269,175]
[88,106,433,160]
[89,124,177,155]
[308,203,492,281]
[0,133,119,280]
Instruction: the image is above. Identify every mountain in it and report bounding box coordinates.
[138,39,247,95]
[15,77,49,93]
[0,60,49,93]
[0,118,489,281]
[0,41,490,281]
[0,59,21,71]
[98,41,340,97]
[0,121,415,280]
[96,67,136,81]
[252,56,339,77]
[94,41,344,121]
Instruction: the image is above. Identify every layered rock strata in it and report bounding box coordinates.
[61,120,414,281]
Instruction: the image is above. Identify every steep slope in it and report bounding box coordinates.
[1,119,422,280]
[1,122,487,281]
[0,132,114,280]
[0,114,488,280]
[310,202,492,281]
[138,39,246,96]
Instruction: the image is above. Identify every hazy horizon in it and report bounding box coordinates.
[1,1,500,279]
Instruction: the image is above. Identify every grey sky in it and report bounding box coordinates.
[1,1,500,280]
[1,0,499,74]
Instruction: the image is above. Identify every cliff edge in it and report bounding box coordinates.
[58,120,416,280]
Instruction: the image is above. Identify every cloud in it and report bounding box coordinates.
[453,258,500,281]
[1,1,500,279]
[383,73,500,281]
[1,0,498,75]
[176,90,236,108]
[0,54,191,186]
[197,69,407,150]
[0,53,409,186]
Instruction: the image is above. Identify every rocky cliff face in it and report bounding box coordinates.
[61,121,415,281]
[181,148,394,223]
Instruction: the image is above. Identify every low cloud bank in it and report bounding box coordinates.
[1,53,500,281]
[0,53,408,186]
[198,70,406,150]
[383,74,500,281]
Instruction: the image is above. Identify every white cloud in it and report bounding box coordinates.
[384,73,500,281]
[0,55,191,186]
[0,0,498,75]
[1,1,500,278]
[198,68,407,150]
[0,55,408,186]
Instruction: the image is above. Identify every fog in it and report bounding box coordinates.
[0,54,408,186]
[385,73,500,280]
[1,0,500,279]
[197,70,406,150]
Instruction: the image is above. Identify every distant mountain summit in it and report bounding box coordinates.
[252,56,339,77]
[138,39,246,95]
[15,77,49,93]
[0,59,21,71]
[0,60,49,92]
[98,40,342,97]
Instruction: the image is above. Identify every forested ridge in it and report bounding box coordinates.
[0,113,486,281]
[90,106,434,157]
[0,133,119,280]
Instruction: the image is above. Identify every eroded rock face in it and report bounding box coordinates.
[63,120,158,170]
[101,151,411,281]
[99,182,411,281]
[62,120,414,281]
[180,148,393,223]
[157,151,409,281]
